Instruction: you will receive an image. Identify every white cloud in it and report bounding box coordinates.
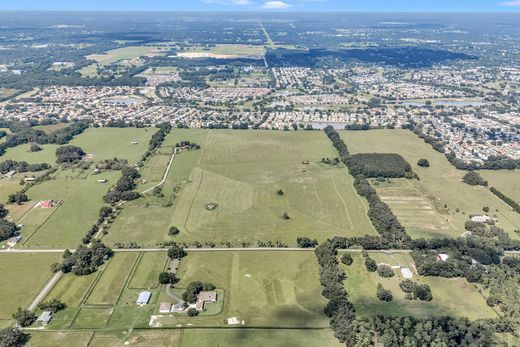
[500,0,520,5]
[261,1,292,9]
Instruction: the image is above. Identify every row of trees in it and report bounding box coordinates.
[490,187,520,214]
[0,160,50,174]
[103,167,141,203]
[0,121,88,156]
[55,241,113,276]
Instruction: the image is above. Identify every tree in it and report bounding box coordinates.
[282,212,290,220]
[182,282,216,303]
[376,283,393,301]
[38,299,66,313]
[377,264,395,278]
[341,253,353,266]
[462,171,488,186]
[168,226,180,236]
[7,192,28,205]
[276,189,284,196]
[30,144,42,152]
[483,206,490,213]
[55,145,85,164]
[0,220,19,242]
[417,158,430,167]
[0,327,29,347]
[365,257,377,272]
[0,204,8,218]
[167,243,187,260]
[296,237,318,248]
[399,279,417,293]
[187,308,199,317]
[414,284,433,301]
[12,308,36,327]
[158,272,176,284]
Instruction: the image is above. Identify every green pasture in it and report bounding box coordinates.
[479,169,520,203]
[342,252,497,320]
[1,143,60,164]
[154,250,329,328]
[128,252,168,289]
[26,332,93,347]
[0,253,60,322]
[341,129,520,239]
[104,129,376,247]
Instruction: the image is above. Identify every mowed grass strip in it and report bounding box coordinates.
[0,253,61,320]
[89,329,181,347]
[341,129,520,239]
[26,331,93,347]
[86,252,139,305]
[44,271,99,307]
[128,252,168,289]
[180,328,343,347]
[70,307,112,329]
[105,129,375,247]
[342,252,497,320]
[155,251,329,328]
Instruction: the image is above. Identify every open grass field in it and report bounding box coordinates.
[128,252,168,289]
[87,46,168,66]
[69,127,155,165]
[71,307,113,329]
[479,169,520,203]
[342,252,497,320]
[33,123,71,134]
[0,253,60,323]
[11,201,61,241]
[341,129,520,239]
[45,271,99,307]
[154,251,329,328]
[26,332,93,347]
[88,330,182,346]
[0,175,28,204]
[104,129,376,247]
[178,44,266,59]
[86,252,139,305]
[181,328,342,347]
[1,143,61,164]
[22,170,119,248]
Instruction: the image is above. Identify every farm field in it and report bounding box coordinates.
[87,46,168,65]
[26,332,93,347]
[22,170,119,248]
[178,44,266,58]
[341,129,520,239]
[342,252,497,320]
[479,169,520,203]
[1,143,60,164]
[68,127,155,165]
[104,129,376,247]
[0,174,28,204]
[0,253,60,325]
[128,252,168,289]
[180,328,343,347]
[153,250,329,328]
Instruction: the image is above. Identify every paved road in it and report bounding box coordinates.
[27,271,63,312]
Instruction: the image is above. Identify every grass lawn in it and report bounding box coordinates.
[86,252,139,305]
[0,253,61,322]
[0,177,27,208]
[26,332,93,347]
[12,202,62,243]
[69,127,155,165]
[128,252,168,289]
[341,129,520,239]
[180,328,342,347]
[89,330,182,346]
[342,252,497,320]
[479,169,520,203]
[104,129,375,247]
[153,251,329,328]
[22,170,119,248]
[71,307,113,329]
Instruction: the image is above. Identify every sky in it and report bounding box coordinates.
[1,0,520,12]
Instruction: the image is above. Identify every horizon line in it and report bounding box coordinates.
[0,10,519,14]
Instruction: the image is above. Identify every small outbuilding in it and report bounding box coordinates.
[37,311,52,325]
[136,291,151,305]
[436,254,450,262]
[159,302,172,313]
[401,267,413,279]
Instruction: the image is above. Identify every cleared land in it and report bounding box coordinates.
[22,170,119,248]
[69,127,154,165]
[178,44,266,59]
[154,251,329,328]
[26,332,93,347]
[1,143,60,164]
[479,169,520,203]
[341,129,520,239]
[0,253,61,325]
[342,252,497,320]
[104,129,375,247]
[180,328,342,347]
[128,252,168,289]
